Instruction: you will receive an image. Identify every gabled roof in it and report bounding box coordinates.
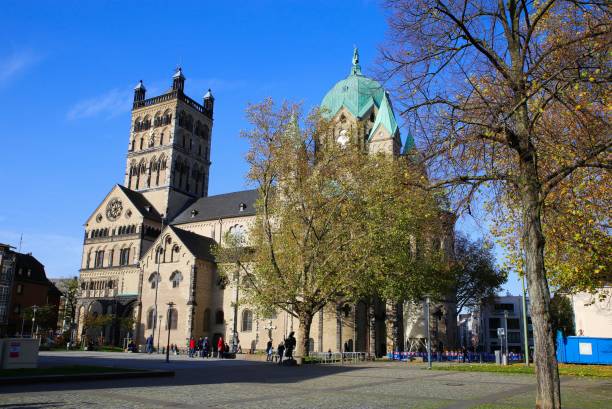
[171,189,258,225]
[116,185,162,220]
[14,252,49,284]
[368,92,399,140]
[169,226,216,262]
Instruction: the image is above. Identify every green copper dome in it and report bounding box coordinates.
[321,48,385,119]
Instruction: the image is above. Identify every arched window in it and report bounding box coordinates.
[215,310,224,325]
[203,308,211,331]
[170,245,180,262]
[169,271,183,288]
[146,308,155,329]
[166,308,178,330]
[154,246,163,263]
[241,309,253,332]
[148,272,160,289]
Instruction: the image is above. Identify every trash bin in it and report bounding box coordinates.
[0,338,39,369]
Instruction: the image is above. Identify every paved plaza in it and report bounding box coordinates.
[0,351,610,409]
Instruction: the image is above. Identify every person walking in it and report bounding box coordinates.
[146,334,153,354]
[217,336,224,359]
[277,341,285,364]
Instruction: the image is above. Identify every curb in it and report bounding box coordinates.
[0,369,175,385]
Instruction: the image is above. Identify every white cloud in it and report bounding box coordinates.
[66,88,132,120]
[0,50,41,85]
[0,230,82,279]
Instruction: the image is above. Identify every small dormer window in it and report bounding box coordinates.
[191,209,199,218]
[239,203,246,212]
[145,206,151,212]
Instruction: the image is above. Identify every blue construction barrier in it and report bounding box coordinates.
[557,331,612,365]
[388,351,524,363]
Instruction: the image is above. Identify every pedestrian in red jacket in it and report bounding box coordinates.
[189,337,196,358]
[217,336,224,359]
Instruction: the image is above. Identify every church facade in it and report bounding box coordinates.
[76,50,456,355]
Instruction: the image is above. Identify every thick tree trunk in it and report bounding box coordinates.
[517,115,561,408]
[368,301,376,357]
[521,180,561,409]
[392,302,404,352]
[296,311,313,357]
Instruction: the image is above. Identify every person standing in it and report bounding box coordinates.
[266,340,273,362]
[277,341,285,364]
[189,337,196,358]
[197,337,204,357]
[217,336,224,359]
[203,337,210,358]
[285,332,296,361]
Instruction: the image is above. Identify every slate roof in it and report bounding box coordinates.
[169,226,216,261]
[117,185,162,220]
[171,189,258,225]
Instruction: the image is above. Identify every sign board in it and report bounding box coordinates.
[579,342,593,356]
[9,342,20,358]
[497,328,505,337]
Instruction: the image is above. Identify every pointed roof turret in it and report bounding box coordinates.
[350,46,362,76]
[173,67,185,79]
[172,67,185,91]
[203,88,214,100]
[369,91,399,140]
[134,80,146,91]
[402,133,416,154]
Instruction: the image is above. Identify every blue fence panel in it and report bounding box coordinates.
[557,333,612,365]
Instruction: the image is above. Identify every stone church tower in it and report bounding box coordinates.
[126,68,214,220]
[76,69,215,345]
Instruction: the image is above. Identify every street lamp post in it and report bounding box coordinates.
[152,217,165,348]
[157,315,163,353]
[503,310,509,365]
[521,275,530,366]
[165,302,175,364]
[425,296,432,369]
[231,271,240,353]
[31,305,39,339]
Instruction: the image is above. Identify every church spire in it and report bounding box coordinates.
[350,46,362,76]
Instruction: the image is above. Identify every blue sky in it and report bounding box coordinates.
[0,0,521,294]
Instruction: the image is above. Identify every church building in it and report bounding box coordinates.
[76,50,456,355]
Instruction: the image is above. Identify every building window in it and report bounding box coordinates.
[16,284,23,295]
[241,309,253,332]
[94,251,104,268]
[148,273,160,289]
[146,308,155,329]
[167,308,178,330]
[27,269,31,277]
[203,308,211,331]
[494,303,514,312]
[169,271,183,288]
[215,310,224,325]
[14,304,21,314]
[119,248,130,266]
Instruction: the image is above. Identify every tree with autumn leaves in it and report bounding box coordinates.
[216,99,448,358]
[382,1,610,407]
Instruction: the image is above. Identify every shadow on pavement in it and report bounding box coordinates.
[0,352,366,394]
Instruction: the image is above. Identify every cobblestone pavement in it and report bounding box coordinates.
[1,351,610,409]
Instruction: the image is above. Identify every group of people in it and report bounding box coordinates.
[188,336,230,358]
[266,331,297,364]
